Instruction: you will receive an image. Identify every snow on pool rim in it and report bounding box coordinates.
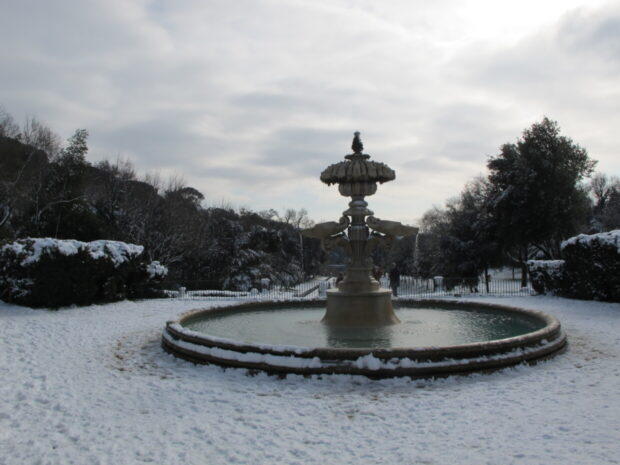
[161,299,567,379]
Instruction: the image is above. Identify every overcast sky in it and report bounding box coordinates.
[1,0,619,224]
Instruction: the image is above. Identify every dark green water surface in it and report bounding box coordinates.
[184,305,545,349]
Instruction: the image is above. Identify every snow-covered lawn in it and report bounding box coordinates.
[1,296,619,465]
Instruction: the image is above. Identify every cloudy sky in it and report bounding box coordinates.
[1,0,619,224]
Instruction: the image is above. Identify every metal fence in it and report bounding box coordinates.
[394,276,532,298]
[161,276,532,301]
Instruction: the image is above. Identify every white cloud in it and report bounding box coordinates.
[1,0,618,224]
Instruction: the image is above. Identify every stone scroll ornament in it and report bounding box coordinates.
[301,216,352,258]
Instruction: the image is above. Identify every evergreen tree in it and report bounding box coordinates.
[418,178,500,287]
[442,177,499,286]
[487,117,596,285]
[36,129,97,239]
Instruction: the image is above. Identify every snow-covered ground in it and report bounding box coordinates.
[1,296,619,465]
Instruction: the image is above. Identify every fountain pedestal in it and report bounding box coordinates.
[325,264,399,326]
[324,288,397,326]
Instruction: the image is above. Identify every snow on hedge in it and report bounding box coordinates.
[1,238,145,267]
[561,229,620,253]
[527,259,565,278]
[529,230,620,301]
[146,260,168,279]
[0,238,166,307]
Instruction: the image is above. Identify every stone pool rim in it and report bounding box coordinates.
[161,299,567,378]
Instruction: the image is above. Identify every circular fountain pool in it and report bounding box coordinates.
[162,300,566,378]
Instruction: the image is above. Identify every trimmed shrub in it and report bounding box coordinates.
[527,260,566,295]
[0,238,167,308]
[527,230,620,301]
[561,230,620,301]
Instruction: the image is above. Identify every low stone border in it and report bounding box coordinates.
[161,299,567,379]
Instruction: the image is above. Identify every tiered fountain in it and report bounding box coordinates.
[301,131,417,326]
[162,133,566,378]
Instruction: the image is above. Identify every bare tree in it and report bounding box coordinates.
[95,156,136,182]
[0,133,50,237]
[20,117,62,158]
[279,208,314,277]
[0,106,20,138]
[281,208,313,229]
[589,172,620,231]
[142,172,163,194]
[164,174,188,195]
[590,172,620,211]
[257,209,279,221]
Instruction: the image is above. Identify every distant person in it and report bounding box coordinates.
[372,265,383,282]
[389,264,400,297]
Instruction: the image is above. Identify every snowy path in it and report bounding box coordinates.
[1,296,619,465]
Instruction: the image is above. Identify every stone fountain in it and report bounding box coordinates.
[301,132,417,326]
[161,133,566,378]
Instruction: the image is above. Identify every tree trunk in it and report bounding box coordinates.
[484,264,490,293]
[520,246,528,288]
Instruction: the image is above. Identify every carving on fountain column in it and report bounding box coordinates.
[301,132,418,326]
[364,231,394,262]
[300,216,350,241]
[366,216,419,238]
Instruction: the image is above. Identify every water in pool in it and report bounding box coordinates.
[184,305,545,349]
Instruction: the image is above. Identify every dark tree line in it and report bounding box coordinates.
[417,117,618,286]
[3,110,617,289]
[0,108,322,290]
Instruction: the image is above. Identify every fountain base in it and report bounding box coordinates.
[162,299,567,379]
[323,288,399,326]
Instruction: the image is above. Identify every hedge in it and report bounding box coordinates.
[0,238,167,308]
[527,230,620,302]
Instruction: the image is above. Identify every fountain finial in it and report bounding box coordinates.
[352,131,363,154]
